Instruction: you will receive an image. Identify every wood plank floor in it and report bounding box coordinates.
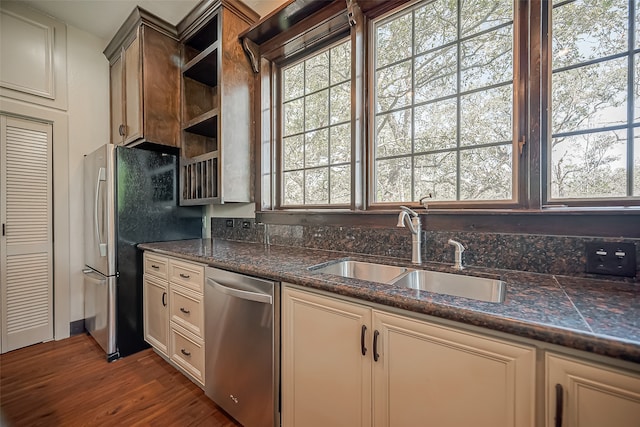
[0,334,240,426]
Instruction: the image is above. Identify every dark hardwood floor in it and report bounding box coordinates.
[0,334,240,426]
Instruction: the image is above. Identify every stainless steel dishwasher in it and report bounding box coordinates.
[205,267,279,427]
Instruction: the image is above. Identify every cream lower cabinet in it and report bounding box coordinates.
[143,275,169,354]
[282,286,373,427]
[143,253,169,355]
[282,285,536,427]
[143,252,205,386]
[546,353,640,427]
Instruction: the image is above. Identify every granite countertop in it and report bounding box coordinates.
[139,238,640,364]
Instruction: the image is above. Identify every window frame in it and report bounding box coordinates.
[541,0,640,207]
[276,36,355,209]
[366,0,527,210]
[261,0,640,214]
[273,31,357,210]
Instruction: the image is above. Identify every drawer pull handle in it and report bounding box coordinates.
[151,264,160,269]
[179,273,191,279]
[230,395,239,404]
[373,330,380,362]
[162,292,167,307]
[181,349,191,357]
[180,307,190,314]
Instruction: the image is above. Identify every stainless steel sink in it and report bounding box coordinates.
[310,260,408,284]
[309,260,505,303]
[390,270,505,303]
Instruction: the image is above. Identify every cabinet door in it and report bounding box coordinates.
[109,54,124,145]
[123,30,142,145]
[372,311,535,427]
[546,353,640,427]
[143,275,168,355]
[282,287,372,427]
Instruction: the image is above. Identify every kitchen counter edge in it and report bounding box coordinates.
[138,239,640,365]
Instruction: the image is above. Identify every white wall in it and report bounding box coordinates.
[1,2,73,340]
[66,26,109,322]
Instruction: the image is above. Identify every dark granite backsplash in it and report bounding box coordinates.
[212,217,639,280]
[211,218,264,243]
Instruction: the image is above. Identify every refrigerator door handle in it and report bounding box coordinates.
[95,167,107,257]
[83,268,106,283]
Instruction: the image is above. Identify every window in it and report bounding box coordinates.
[267,0,640,212]
[372,1,515,204]
[280,40,352,207]
[548,0,639,202]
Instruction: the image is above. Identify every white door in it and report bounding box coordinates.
[0,115,53,353]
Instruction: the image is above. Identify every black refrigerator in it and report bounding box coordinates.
[83,144,202,361]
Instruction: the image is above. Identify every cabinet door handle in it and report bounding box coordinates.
[162,292,167,307]
[555,383,563,427]
[118,124,125,136]
[181,349,191,357]
[180,307,190,314]
[373,330,380,362]
[361,325,367,356]
[179,273,190,279]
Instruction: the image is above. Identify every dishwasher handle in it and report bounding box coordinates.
[206,277,273,305]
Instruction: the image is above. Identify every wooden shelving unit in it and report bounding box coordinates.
[177,0,258,206]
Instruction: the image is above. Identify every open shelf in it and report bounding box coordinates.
[183,43,218,87]
[183,76,217,123]
[184,16,218,52]
[183,109,218,137]
[239,0,327,45]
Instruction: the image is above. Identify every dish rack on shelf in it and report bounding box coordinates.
[180,151,218,204]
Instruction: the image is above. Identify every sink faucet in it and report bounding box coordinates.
[448,239,465,270]
[397,206,422,264]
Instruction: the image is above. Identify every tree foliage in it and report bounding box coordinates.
[374,0,513,202]
[281,41,351,205]
[281,0,638,206]
[550,0,634,199]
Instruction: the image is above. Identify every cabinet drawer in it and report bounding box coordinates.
[169,259,204,292]
[170,284,203,338]
[170,324,204,385]
[144,253,168,280]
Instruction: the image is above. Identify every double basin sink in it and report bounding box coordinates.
[309,260,505,303]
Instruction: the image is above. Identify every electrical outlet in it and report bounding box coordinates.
[225,219,234,228]
[242,220,251,229]
[585,241,636,277]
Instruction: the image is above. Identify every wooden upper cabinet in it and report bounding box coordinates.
[104,8,181,149]
[177,0,259,205]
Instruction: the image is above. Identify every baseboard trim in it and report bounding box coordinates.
[69,320,85,336]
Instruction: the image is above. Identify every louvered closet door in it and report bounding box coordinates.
[0,115,53,353]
